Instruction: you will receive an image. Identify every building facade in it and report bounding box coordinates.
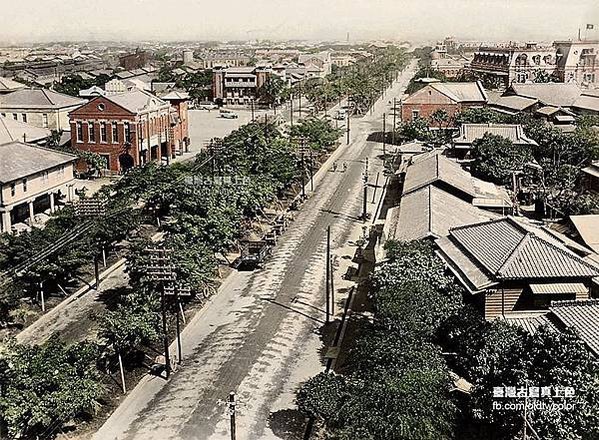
[69,87,186,173]
[554,40,599,86]
[0,88,86,131]
[469,42,557,89]
[0,141,76,233]
[401,81,488,126]
[212,66,270,105]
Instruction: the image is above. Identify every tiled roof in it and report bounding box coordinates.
[550,299,599,356]
[160,91,190,100]
[402,151,476,198]
[0,77,26,92]
[430,81,487,103]
[509,83,582,107]
[105,90,168,113]
[0,116,51,144]
[454,123,537,146]
[0,141,76,184]
[449,217,599,280]
[570,215,599,253]
[393,185,497,241]
[502,312,556,334]
[487,91,537,112]
[572,94,599,113]
[0,88,85,109]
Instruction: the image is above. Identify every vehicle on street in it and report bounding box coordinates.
[198,101,219,110]
[219,109,239,119]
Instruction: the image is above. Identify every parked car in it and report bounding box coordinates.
[198,101,219,110]
[219,109,239,119]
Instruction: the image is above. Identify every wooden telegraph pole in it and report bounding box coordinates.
[325,226,331,323]
[144,246,176,379]
[164,283,192,365]
[229,392,237,440]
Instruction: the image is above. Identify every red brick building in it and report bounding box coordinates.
[69,88,188,173]
[401,81,488,127]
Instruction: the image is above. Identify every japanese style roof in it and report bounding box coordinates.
[572,93,599,113]
[391,185,497,241]
[454,123,537,147]
[502,312,556,334]
[403,150,476,197]
[447,217,599,281]
[487,91,537,112]
[0,88,86,110]
[0,76,26,93]
[0,116,51,144]
[582,161,599,179]
[0,141,76,184]
[570,215,599,253]
[402,151,511,207]
[550,299,599,356]
[509,83,582,107]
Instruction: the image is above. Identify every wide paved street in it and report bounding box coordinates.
[94,61,417,440]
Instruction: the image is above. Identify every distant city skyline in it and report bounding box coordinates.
[0,0,597,44]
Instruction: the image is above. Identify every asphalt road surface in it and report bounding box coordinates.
[94,61,418,440]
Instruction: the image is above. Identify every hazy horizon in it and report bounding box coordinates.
[0,0,598,44]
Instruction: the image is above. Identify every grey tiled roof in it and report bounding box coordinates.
[550,299,599,356]
[105,90,168,113]
[487,91,537,112]
[403,151,476,198]
[449,217,599,280]
[502,312,556,334]
[393,185,497,241]
[431,81,487,102]
[509,83,582,107]
[0,116,51,144]
[0,141,76,184]
[0,77,26,92]
[0,88,86,110]
[454,123,537,146]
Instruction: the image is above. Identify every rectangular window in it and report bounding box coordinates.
[21,113,27,123]
[22,178,27,193]
[10,183,15,197]
[76,122,83,142]
[112,122,118,143]
[88,121,96,143]
[42,113,48,127]
[100,122,107,143]
[412,110,420,120]
[41,171,49,183]
[12,113,17,120]
[124,122,131,142]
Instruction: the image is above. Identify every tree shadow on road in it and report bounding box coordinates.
[268,408,308,440]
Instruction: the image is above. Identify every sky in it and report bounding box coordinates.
[0,0,598,43]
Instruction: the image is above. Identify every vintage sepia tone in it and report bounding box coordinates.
[0,1,599,439]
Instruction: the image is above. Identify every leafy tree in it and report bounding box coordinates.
[287,117,342,151]
[396,116,432,142]
[455,107,511,125]
[471,133,533,184]
[0,336,103,438]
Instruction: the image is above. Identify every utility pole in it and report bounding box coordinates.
[250,99,255,122]
[164,283,191,365]
[382,112,386,157]
[362,159,369,221]
[144,246,176,379]
[325,226,331,323]
[290,92,294,127]
[229,392,237,440]
[346,107,351,145]
[329,252,334,317]
[392,97,397,145]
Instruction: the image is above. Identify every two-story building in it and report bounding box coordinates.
[0,141,76,233]
[0,88,86,131]
[554,40,599,86]
[69,82,186,173]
